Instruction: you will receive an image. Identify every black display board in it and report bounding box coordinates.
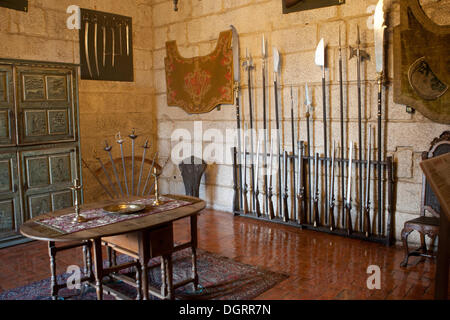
[282,0,344,14]
[0,0,28,12]
[79,8,133,81]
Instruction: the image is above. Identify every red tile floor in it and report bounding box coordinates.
[0,209,447,299]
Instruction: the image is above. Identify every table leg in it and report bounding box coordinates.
[48,241,58,300]
[165,255,174,300]
[92,238,104,300]
[190,214,199,291]
[138,230,150,300]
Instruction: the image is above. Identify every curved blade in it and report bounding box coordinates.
[315,38,325,67]
[230,25,240,82]
[84,21,93,78]
[374,0,386,73]
[94,22,100,77]
[273,47,280,74]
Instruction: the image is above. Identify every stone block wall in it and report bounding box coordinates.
[151,0,450,244]
[0,0,156,203]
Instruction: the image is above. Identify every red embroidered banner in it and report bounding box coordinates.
[164,30,233,114]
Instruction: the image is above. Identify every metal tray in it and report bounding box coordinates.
[103,203,146,215]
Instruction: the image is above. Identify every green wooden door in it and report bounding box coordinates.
[21,146,77,221]
[16,66,76,145]
[0,151,21,240]
[0,65,16,147]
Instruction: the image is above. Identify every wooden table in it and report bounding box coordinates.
[20,194,206,300]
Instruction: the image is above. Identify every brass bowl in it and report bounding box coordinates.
[103,203,146,215]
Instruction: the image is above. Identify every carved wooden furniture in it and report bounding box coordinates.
[400,131,450,267]
[20,194,205,300]
[0,58,82,248]
[419,152,450,299]
[179,156,206,197]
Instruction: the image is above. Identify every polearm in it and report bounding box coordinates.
[313,152,320,227]
[255,139,262,217]
[346,142,354,235]
[304,83,313,223]
[231,25,243,212]
[268,137,275,220]
[283,151,289,220]
[315,38,329,224]
[244,48,255,213]
[261,35,269,216]
[242,124,249,214]
[329,141,336,231]
[290,86,297,219]
[364,126,373,237]
[232,147,240,213]
[273,47,285,221]
[374,0,386,235]
[297,140,305,224]
[338,27,346,229]
[350,25,370,231]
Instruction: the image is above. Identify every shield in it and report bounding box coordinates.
[393,0,450,124]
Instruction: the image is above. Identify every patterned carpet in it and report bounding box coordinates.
[0,248,288,300]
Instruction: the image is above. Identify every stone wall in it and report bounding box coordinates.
[0,0,156,203]
[151,0,450,244]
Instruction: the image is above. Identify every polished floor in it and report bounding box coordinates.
[0,209,444,300]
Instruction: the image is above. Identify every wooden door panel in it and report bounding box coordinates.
[22,147,76,191]
[0,152,21,238]
[16,66,75,145]
[0,65,15,146]
[21,146,77,221]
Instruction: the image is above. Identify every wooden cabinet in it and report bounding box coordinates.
[0,59,81,248]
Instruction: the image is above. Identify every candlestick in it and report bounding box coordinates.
[152,166,162,206]
[70,178,87,223]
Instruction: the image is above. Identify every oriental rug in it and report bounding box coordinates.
[0,248,288,300]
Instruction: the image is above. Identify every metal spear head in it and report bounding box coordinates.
[230,25,240,82]
[273,47,280,74]
[304,83,312,107]
[261,34,266,58]
[315,38,325,67]
[374,0,386,74]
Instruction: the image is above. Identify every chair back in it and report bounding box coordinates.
[421,131,450,218]
[178,156,207,197]
[82,132,162,201]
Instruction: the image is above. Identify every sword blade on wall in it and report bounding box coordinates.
[84,17,93,79]
[94,18,100,77]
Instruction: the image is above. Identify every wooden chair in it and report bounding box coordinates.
[84,132,199,300]
[400,131,450,267]
[179,156,207,197]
